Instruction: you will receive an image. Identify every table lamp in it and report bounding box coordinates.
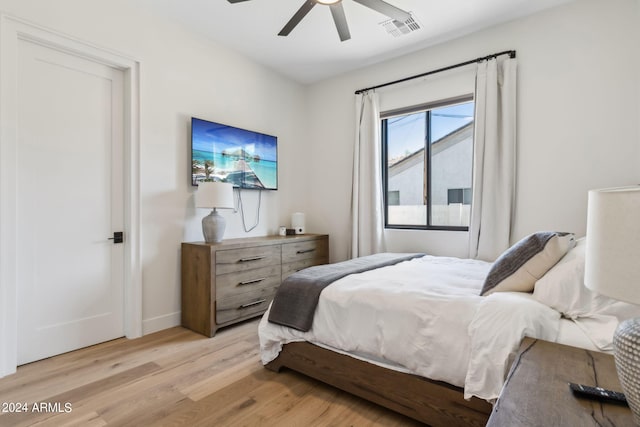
[585,185,640,423]
[196,182,235,243]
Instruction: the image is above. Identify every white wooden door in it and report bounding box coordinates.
[16,39,125,365]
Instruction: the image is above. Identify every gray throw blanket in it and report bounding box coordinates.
[268,252,424,331]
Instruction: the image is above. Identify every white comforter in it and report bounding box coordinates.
[258,255,561,401]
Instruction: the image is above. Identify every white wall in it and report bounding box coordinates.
[0,0,308,334]
[305,0,640,261]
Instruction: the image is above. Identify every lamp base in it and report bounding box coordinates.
[202,208,226,243]
[613,317,640,424]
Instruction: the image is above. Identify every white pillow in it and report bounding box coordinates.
[480,232,576,296]
[533,237,640,350]
[533,238,589,316]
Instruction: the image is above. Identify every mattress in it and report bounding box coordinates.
[261,317,599,380]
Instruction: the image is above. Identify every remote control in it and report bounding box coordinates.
[569,382,628,404]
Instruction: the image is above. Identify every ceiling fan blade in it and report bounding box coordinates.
[278,0,317,37]
[352,0,411,22]
[227,0,251,3]
[330,3,351,41]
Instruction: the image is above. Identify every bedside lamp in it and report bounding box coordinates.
[196,182,235,243]
[585,185,640,423]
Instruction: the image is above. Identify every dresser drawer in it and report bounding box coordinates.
[282,238,328,264]
[216,287,276,324]
[216,265,281,300]
[215,245,281,275]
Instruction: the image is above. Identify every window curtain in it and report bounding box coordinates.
[350,91,386,258]
[468,56,517,261]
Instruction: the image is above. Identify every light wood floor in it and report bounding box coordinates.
[0,319,421,426]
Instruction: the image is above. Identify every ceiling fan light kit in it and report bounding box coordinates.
[227,0,413,42]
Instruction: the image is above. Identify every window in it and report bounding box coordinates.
[447,188,472,205]
[382,96,474,230]
[387,190,400,206]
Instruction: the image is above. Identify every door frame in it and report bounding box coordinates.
[0,14,142,377]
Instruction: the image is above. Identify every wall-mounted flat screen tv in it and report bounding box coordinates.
[191,117,277,190]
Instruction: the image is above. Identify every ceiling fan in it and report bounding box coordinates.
[227,0,411,42]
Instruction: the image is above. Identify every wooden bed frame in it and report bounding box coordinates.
[265,341,492,426]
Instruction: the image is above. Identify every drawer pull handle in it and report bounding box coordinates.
[239,256,265,263]
[239,299,267,309]
[297,249,316,254]
[239,277,266,286]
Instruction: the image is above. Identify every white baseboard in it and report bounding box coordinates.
[142,311,181,335]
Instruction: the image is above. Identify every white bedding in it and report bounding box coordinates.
[556,316,603,352]
[259,255,561,401]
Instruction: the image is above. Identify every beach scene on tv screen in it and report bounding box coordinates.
[192,118,277,190]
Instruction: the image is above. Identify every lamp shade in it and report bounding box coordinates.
[584,186,640,305]
[195,182,234,209]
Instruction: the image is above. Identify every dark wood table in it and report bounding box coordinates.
[486,337,635,426]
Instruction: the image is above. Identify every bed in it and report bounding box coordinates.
[258,234,640,426]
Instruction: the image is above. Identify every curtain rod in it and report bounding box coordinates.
[354,49,516,95]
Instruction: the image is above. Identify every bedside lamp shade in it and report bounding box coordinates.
[585,185,640,423]
[585,186,640,303]
[196,182,234,243]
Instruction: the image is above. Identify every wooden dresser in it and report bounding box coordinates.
[181,234,329,337]
[486,338,634,426]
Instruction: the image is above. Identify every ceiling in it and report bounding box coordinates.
[139,0,572,84]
